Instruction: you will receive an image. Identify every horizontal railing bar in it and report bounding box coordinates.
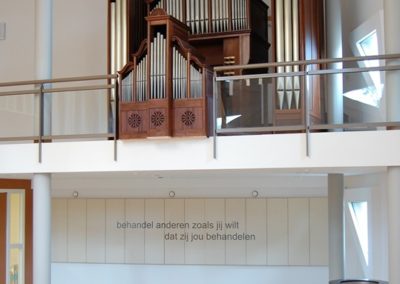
[311,122,400,130]
[217,125,306,134]
[308,65,400,76]
[0,89,41,97]
[216,71,305,82]
[0,74,118,87]
[44,84,115,94]
[216,65,400,82]
[214,53,400,72]
[0,84,115,97]
[0,136,39,142]
[216,122,400,135]
[42,133,115,140]
[0,133,115,142]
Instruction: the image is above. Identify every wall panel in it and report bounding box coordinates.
[106,199,125,263]
[310,198,328,265]
[288,198,310,265]
[67,199,87,262]
[246,199,267,265]
[125,199,145,264]
[144,199,165,264]
[52,199,68,262]
[87,199,106,263]
[267,198,288,265]
[225,199,246,265]
[185,199,206,264]
[205,199,225,264]
[164,199,185,264]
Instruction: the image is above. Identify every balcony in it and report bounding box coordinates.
[0,54,400,172]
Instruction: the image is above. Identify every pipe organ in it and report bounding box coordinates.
[119,10,213,139]
[111,0,325,138]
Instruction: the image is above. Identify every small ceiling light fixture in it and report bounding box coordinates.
[72,191,79,198]
[252,190,259,198]
[169,191,176,198]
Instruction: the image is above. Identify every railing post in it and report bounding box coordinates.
[213,71,217,159]
[304,65,310,157]
[260,78,265,125]
[38,84,44,163]
[114,75,120,162]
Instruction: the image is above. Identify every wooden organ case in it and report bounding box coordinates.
[112,0,325,138]
[116,0,270,139]
[119,10,213,139]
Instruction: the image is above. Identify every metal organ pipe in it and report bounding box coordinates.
[276,0,285,110]
[149,0,249,35]
[276,0,300,110]
[292,0,300,109]
[122,71,133,102]
[284,0,293,109]
[115,0,122,71]
[121,0,127,67]
[150,33,166,100]
[136,55,147,102]
[110,2,116,74]
[173,46,189,99]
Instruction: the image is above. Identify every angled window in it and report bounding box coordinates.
[348,201,369,265]
[346,11,384,107]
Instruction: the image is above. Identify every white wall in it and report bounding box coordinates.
[0,0,36,137]
[52,263,328,284]
[51,197,328,266]
[52,0,108,135]
[0,0,108,137]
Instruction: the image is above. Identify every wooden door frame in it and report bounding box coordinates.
[0,179,32,284]
[0,193,7,284]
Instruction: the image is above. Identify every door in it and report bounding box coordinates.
[0,179,32,284]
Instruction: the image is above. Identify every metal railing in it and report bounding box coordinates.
[212,53,400,158]
[0,74,118,162]
[1,54,400,162]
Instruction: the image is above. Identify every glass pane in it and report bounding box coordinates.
[9,248,23,284]
[217,78,277,129]
[9,193,23,244]
[8,192,25,284]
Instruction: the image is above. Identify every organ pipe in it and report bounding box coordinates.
[276,0,301,110]
[276,0,285,110]
[110,2,116,74]
[284,0,293,109]
[149,0,248,34]
[111,0,128,73]
[292,0,300,109]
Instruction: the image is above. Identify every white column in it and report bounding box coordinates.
[32,174,52,284]
[328,174,345,281]
[385,0,400,122]
[387,168,400,283]
[326,0,343,126]
[385,0,400,282]
[35,0,53,135]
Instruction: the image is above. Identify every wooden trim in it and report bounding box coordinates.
[0,193,6,284]
[0,179,32,284]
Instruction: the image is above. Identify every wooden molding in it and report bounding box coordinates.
[0,179,32,284]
